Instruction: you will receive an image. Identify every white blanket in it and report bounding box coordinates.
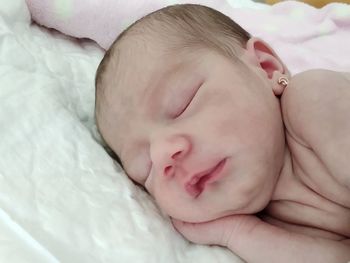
[1,0,350,262]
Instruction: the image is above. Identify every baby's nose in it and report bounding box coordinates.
[150,135,191,178]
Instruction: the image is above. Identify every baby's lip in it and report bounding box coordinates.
[185,158,227,198]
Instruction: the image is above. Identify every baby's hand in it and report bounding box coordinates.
[172,214,261,247]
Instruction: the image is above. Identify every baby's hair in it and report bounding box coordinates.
[95,4,251,167]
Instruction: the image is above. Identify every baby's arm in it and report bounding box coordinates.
[173,215,350,263]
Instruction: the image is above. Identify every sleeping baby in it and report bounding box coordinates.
[94,4,350,263]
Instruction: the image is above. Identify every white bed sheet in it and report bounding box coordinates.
[0,0,244,262]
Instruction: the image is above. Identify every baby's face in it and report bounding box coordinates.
[99,46,286,223]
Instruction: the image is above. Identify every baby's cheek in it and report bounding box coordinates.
[216,117,231,133]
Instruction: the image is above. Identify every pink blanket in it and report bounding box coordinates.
[25,0,350,74]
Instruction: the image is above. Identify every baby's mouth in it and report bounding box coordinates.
[184,159,226,198]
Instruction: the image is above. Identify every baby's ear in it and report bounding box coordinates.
[244,37,289,79]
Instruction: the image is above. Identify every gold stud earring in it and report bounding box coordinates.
[278,76,289,88]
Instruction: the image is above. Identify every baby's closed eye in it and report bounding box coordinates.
[171,81,203,119]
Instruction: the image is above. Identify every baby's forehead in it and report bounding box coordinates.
[107,42,201,102]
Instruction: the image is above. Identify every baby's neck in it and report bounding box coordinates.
[271,145,295,201]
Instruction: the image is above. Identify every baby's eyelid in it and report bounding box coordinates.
[174,81,203,118]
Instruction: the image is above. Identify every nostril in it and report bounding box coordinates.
[171,151,182,160]
[164,165,174,177]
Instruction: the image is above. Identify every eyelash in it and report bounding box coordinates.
[174,82,202,118]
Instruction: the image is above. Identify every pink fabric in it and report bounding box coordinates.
[230,2,350,73]
[25,0,231,49]
[25,0,350,74]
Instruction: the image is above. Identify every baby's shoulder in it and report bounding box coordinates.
[281,69,350,147]
[288,69,349,91]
